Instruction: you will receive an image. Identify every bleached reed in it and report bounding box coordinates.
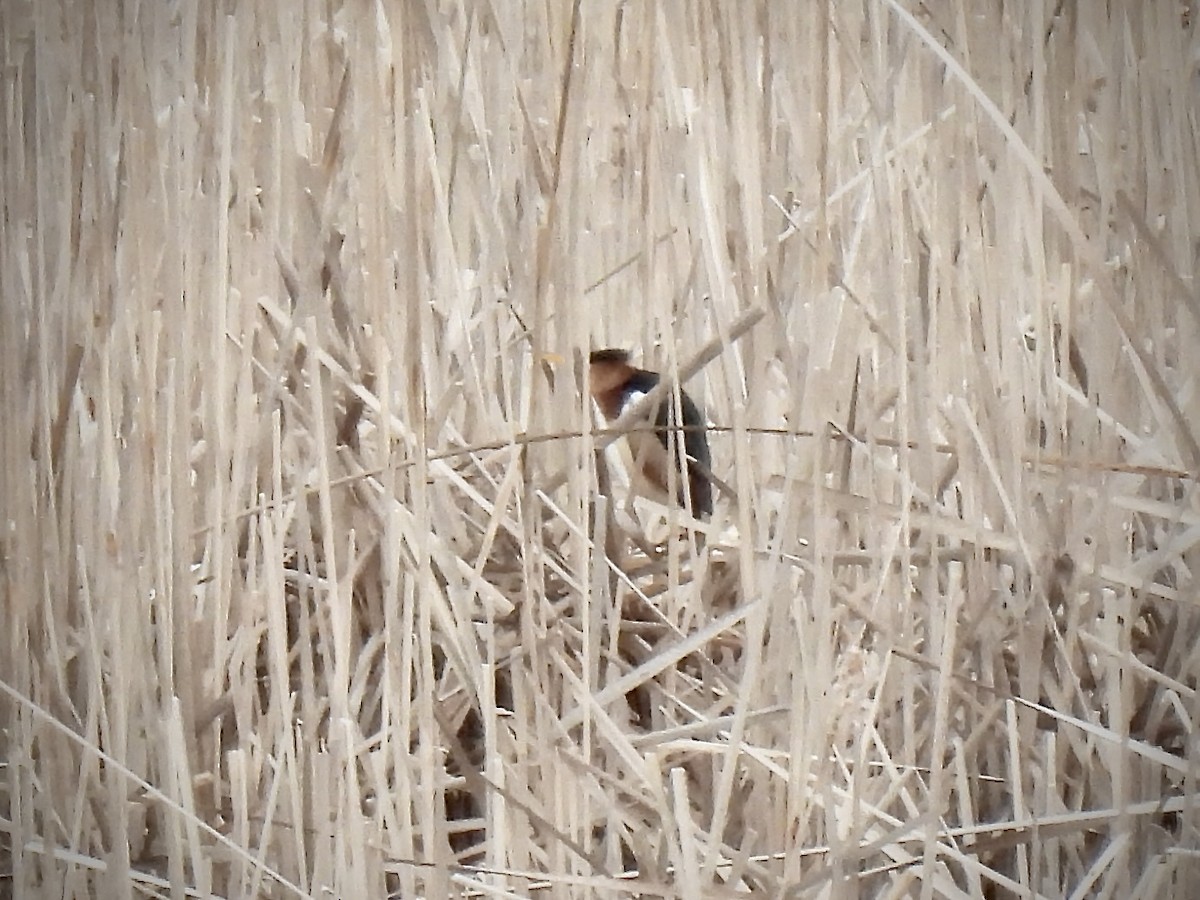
[2,2,1197,897]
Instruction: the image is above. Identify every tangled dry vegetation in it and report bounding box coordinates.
[3,2,1199,897]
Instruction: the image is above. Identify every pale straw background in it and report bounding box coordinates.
[2,2,1199,897]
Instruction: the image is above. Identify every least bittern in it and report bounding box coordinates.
[588,348,713,519]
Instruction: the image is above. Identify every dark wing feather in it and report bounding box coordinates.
[625,369,713,518]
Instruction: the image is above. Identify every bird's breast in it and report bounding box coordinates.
[623,429,672,495]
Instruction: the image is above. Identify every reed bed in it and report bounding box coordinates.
[2,2,1198,897]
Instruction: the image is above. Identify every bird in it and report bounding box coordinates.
[588,348,713,519]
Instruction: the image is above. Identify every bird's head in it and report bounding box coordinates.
[588,348,638,420]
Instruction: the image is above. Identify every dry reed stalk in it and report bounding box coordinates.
[2,2,1198,897]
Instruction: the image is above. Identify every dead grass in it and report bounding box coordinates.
[2,2,1199,897]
